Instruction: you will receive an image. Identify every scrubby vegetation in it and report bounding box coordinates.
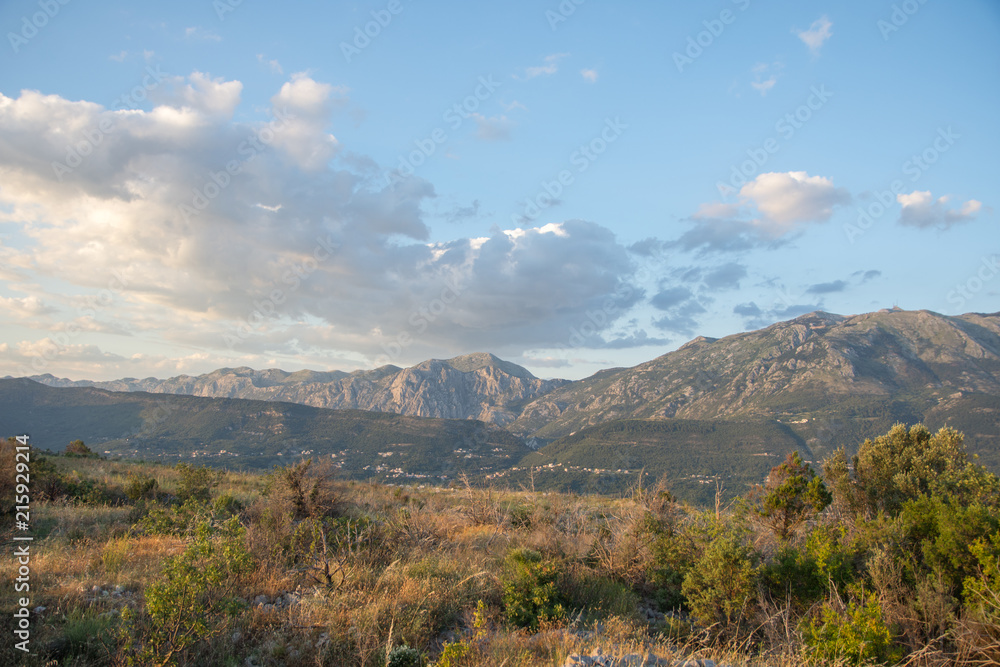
[1,423,999,666]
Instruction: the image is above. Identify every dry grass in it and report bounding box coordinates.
[1,455,995,666]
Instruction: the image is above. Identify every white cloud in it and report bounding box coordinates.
[796,16,832,55]
[0,75,651,378]
[897,191,982,229]
[268,72,346,170]
[170,71,243,117]
[184,26,222,42]
[257,54,284,75]
[581,69,599,83]
[472,114,512,141]
[110,50,128,63]
[678,172,851,252]
[523,53,569,79]
[740,171,850,233]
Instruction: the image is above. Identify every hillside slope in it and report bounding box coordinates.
[0,378,529,482]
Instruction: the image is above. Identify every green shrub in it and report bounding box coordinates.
[501,548,566,630]
[648,523,698,612]
[801,598,903,665]
[212,492,242,516]
[136,497,211,536]
[174,463,218,503]
[125,472,158,501]
[434,641,471,667]
[387,644,425,667]
[681,532,759,629]
[761,545,825,608]
[804,524,859,590]
[121,516,253,666]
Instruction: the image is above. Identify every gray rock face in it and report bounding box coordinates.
[512,309,1000,437]
[29,353,568,427]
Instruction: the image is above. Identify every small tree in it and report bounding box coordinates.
[269,458,340,520]
[174,463,217,504]
[829,423,999,518]
[752,451,832,541]
[682,532,759,630]
[65,439,93,457]
[121,516,253,666]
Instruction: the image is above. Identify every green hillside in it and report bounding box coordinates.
[517,418,807,505]
[0,378,528,482]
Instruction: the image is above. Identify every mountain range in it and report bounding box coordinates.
[9,308,1000,502]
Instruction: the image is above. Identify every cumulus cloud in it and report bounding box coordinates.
[0,76,652,377]
[581,69,599,83]
[269,72,345,170]
[676,172,849,253]
[796,16,832,55]
[523,53,569,79]
[740,171,850,232]
[897,191,982,229]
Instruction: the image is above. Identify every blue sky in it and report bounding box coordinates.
[0,0,997,381]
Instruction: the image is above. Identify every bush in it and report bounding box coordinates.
[647,521,698,612]
[681,532,759,629]
[65,439,95,457]
[125,472,158,501]
[761,545,825,609]
[174,463,218,503]
[846,424,996,517]
[136,497,211,536]
[801,597,903,665]
[212,492,242,517]
[434,641,471,667]
[121,516,253,666]
[958,533,1000,662]
[501,548,566,630]
[387,644,425,667]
